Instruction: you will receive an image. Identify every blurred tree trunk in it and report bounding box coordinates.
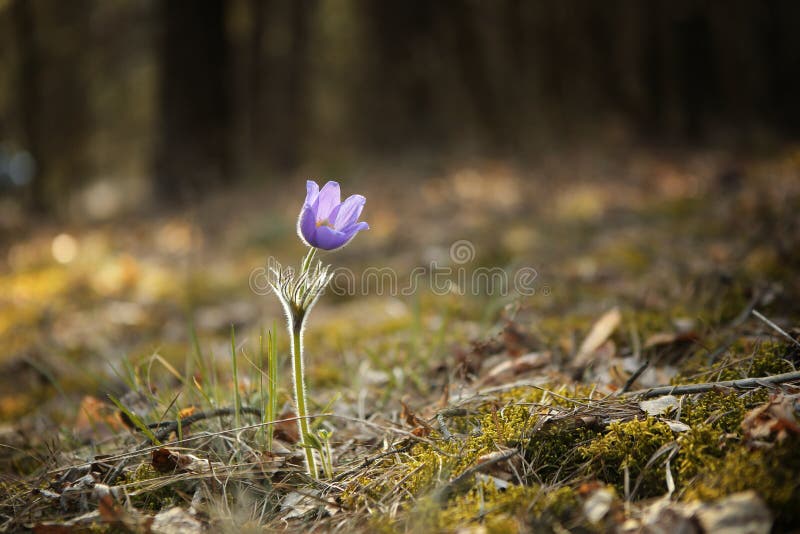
[443,1,506,153]
[238,0,315,176]
[155,0,231,204]
[10,0,44,212]
[277,0,314,170]
[11,0,91,216]
[247,0,267,165]
[356,0,443,153]
[763,0,800,135]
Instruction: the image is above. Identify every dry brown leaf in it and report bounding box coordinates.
[635,497,700,534]
[400,399,434,437]
[151,507,203,534]
[97,493,152,531]
[281,491,320,519]
[411,426,431,437]
[274,409,300,443]
[152,447,220,474]
[741,394,800,443]
[473,449,520,480]
[577,481,604,496]
[152,447,183,473]
[97,493,123,523]
[643,332,681,348]
[73,396,127,441]
[501,320,534,357]
[476,351,551,387]
[693,491,772,534]
[643,331,701,364]
[583,487,615,523]
[573,307,621,369]
[639,395,679,416]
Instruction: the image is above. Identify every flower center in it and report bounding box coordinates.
[316,218,335,229]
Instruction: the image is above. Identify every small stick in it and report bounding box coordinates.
[433,449,519,502]
[437,413,453,441]
[147,406,263,441]
[752,309,800,349]
[625,370,800,399]
[618,360,650,395]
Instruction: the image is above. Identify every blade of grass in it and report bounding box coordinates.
[231,325,242,429]
[108,394,159,444]
[147,353,187,387]
[176,408,183,442]
[258,328,266,449]
[154,389,183,435]
[268,323,278,451]
[242,326,279,451]
[189,323,209,407]
[431,305,451,360]
[311,392,341,431]
[209,342,219,408]
[411,293,423,359]
[190,322,206,377]
[108,357,138,392]
[192,375,213,406]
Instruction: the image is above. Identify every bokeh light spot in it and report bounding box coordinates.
[51,233,78,264]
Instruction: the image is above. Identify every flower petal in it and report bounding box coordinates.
[333,194,366,230]
[313,225,350,250]
[297,205,318,247]
[327,203,342,226]
[304,180,320,207]
[342,221,369,237]
[316,181,341,221]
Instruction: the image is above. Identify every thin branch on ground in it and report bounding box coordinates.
[752,309,800,349]
[625,370,800,399]
[433,449,519,502]
[618,360,650,395]
[147,406,263,441]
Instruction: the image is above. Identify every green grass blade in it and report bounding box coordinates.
[268,324,278,451]
[258,328,266,449]
[108,394,158,444]
[231,325,242,429]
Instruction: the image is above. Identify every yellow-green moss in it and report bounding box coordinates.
[673,424,726,485]
[526,421,600,483]
[686,436,800,528]
[343,376,797,531]
[674,341,796,385]
[433,482,582,534]
[340,401,542,517]
[581,418,674,498]
[126,463,181,511]
[748,343,796,376]
[680,391,750,433]
[396,404,534,497]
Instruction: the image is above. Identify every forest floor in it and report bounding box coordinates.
[1,146,800,533]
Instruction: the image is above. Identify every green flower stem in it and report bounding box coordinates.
[301,247,317,275]
[290,318,317,477]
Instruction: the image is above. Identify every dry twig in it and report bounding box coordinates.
[626,370,800,399]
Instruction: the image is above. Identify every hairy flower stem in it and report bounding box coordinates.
[271,247,325,478]
[290,314,317,477]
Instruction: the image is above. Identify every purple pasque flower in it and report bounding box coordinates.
[298,180,369,250]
